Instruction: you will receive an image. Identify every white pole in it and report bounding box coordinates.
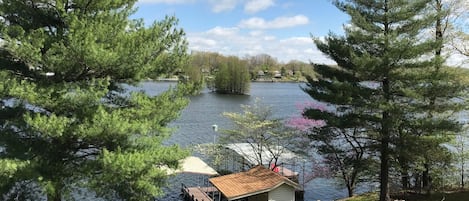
[212,124,218,144]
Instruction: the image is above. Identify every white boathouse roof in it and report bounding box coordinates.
[224,143,301,165]
[163,156,219,176]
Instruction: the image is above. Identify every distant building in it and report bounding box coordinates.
[257,70,265,78]
[273,71,282,79]
[202,68,210,74]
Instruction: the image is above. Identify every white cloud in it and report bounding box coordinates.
[304,48,316,54]
[189,37,217,47]
[249,30,264,37]
[208,0,239,13]
[244,0,275,13]
[137,0,275,14]
[206,26,239,37]
[137,0,195,4]
[238,15,309,29]
[263,36,276,41]
[187,26,334,64]
[280,37,314,45]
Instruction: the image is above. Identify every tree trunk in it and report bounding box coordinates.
[460,138,465,189]
[462,160,465,189]
[347,183,355,197]
[398,149,410,190]
[415,173,422,192]
[401,169,409,190]
[379,137,390,201]
[380,76,391,201]
[423,163,431,194]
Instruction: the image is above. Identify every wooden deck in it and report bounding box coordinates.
[181,183,216,201]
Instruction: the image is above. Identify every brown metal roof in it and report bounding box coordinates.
[209,165,300,200]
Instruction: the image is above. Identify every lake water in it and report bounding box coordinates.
[137,81,368,201]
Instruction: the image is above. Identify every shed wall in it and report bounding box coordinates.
[268,184,295,201]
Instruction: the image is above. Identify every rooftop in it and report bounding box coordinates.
[209,165,300,201]
[224,143,302,166]
[163,156,219,176]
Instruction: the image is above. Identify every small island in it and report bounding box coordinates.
[157,51,314,95]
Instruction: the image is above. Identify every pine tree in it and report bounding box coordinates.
[0,1,189,200]
[303,0,463,200]
[395,0,465,192]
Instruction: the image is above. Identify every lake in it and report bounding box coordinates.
[136,81,369,201]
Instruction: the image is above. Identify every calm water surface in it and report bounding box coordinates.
[137,81,363,201]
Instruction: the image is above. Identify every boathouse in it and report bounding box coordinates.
[223,143,302,181]
[209,165,301,201]
[164,156,219,176]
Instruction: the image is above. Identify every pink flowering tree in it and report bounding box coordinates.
[286,117,326,132]
[286,100,375,197]
[284,101,330,183]
[286,101,327,132]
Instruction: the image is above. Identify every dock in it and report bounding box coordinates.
[181,183,217,201]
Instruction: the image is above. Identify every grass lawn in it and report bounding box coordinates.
[338,190,469,201]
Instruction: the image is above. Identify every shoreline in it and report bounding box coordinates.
[151,77,306,83]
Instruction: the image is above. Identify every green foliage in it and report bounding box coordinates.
[0,0,189,200]
[187,51,312,82]
[221,98,295,167]
[179,57,205,95]
[90,145,188,201]
[213,56,250,95]
[189,51,224,74]
[448,127,469,189]
[303,0,465,200]
[0,159,28,179]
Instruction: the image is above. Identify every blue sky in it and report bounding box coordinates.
[132,0,349,64]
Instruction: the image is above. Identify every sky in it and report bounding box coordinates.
[131,0,467,66]
[132,0,349,64]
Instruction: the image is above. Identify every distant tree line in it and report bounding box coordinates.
[187,51,315,81]
[173,51,317,95]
